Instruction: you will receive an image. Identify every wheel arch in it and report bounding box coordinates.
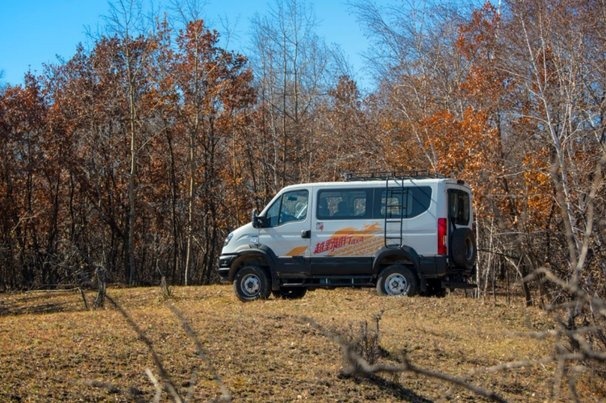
[228,247,277,283]
[372,245,420,276]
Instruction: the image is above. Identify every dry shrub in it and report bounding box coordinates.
[341,312,385,368]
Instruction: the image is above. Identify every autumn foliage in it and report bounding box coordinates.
[0,0,604,304]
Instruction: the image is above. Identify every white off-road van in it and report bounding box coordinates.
[218,172,476,301]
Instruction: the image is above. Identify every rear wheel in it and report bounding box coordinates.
[272,287,307,299]
[376,265,418,296]
[233,265,271,302]
[424,279,446,297]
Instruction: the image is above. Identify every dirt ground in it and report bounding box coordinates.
[0,285,604,402]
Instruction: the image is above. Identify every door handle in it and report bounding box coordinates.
[301,230,311,239]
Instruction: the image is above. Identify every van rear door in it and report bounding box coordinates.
[447,188,472,228]
[447,187,476,270]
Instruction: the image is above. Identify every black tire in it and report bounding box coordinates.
[450,228,477,270]
[233,265,271,302]
[423,279,446,298]
[376,265,418,296]
[272,287,307,299]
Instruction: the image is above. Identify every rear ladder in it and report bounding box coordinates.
[383,177,405,248]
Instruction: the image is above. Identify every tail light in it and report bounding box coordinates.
[438,218,447,255]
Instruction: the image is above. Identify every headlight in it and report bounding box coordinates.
[224,232,234,246]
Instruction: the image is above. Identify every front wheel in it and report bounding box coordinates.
[376,265,418,296]
[233,265,271,302]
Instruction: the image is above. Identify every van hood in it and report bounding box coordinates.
[222,222,258,254]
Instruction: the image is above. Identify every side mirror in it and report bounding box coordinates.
[251,209,259,228]
[251,209,266,228]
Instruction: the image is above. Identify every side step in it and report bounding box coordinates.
[282,276,374,288]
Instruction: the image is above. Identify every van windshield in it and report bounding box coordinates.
[265,190,308,227]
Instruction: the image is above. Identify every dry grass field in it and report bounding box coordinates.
[1,285,604,402]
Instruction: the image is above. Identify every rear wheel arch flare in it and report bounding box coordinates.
[373,246,420,273]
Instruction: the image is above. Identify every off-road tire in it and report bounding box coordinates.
[376,265,418,296]
[423,278,446,297]
[233,265,271,302]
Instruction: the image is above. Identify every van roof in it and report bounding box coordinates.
[282,177,467,190]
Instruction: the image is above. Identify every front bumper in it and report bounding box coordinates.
[218,254,237,280]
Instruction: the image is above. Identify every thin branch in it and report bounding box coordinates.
[105,294,183,402]
[166,303,232,402]
[145,368,163,403]
[300,316,506,403]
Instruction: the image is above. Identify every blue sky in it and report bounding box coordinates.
[0,0,371,88]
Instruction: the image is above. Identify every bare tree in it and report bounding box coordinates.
[501,0,605,294]
[104,0,157,285]
[249,0,338,191]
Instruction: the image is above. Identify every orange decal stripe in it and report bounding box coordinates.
[286,246,308,256]
[313,222,382,256]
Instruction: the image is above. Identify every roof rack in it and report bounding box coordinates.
[342,170,444,182]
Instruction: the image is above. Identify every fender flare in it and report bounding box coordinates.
[372,245,420,275]
[228,245,278,284]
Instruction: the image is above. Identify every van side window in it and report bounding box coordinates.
[448,189,470,225]
[317,189,370,220]
[376,186,432,218]
[266,190,308,227]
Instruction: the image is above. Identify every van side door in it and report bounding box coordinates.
[310,188,377,275]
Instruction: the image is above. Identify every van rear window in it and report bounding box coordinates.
[376,187,432,218]
[448,189,470,225]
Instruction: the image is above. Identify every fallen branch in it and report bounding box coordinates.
[300,316,506,403]
[105,294,183,402]
[166,303,232,402]
[145,368,163,403]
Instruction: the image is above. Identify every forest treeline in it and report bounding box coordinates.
[0,0,604,302]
